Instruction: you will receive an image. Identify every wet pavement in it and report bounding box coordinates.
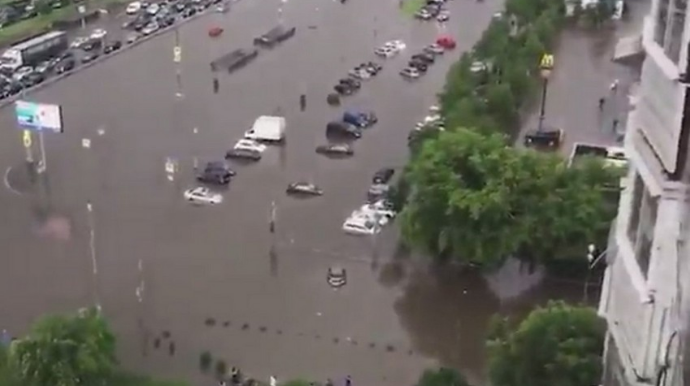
[0,0,591,384]
[518,0,649,155]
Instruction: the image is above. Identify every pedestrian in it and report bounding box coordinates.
[270,375,277,386]
[326,379,334,386]
[213,78,219,94]
[598,97,605,110]
[345,376,352,386]
[300,94,306,111]
[610,79,619,93]
[612,118,619,132]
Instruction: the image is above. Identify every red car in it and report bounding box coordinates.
[436,35,456,49]
[208,26,224,37]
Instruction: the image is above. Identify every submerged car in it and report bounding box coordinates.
[315,143,354,156]
[197,161,234,184]
[254,25,296,47]
[327,266,347,287]
[372,168,394,184]
[225,148,262,161]
[343,110,377,128]
[523,128,564,149]
[400,67,421,79]
[286,182,324,196]
[367,183,390,200]
[184,187,223,205]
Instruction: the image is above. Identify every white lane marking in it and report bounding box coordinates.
[3,167,21,196]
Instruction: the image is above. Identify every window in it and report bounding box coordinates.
[653,0,688,64]
[626,173,658,278]
[655,0,670,47]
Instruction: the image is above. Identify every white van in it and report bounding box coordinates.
[244,116,286,142]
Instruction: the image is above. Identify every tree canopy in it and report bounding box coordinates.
[400,129,620,268]
[486,301,605,386]
[5,308,187,386]
[416,368,471,386]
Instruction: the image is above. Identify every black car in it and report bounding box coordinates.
[523,128,564,149]
[2,81,22,97]
[411,53,435,64]
[326,121,362,139]
[22,72,45,87]
[364,61,382,75]
[159,15,175,27]
[372,168,395,184]
[334,77,360,95]
[104,40,122,54]
[81,39,102,52]
[315,143,354,156]
[210,48,258,73]
[82,53,100,64]
[56,58,75,74]
[409,60,428,72]
[197,161,234,184]
[225,148,262,161]
[254,25,296,47]
[182,7,196,17]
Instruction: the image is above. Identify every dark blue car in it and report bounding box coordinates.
[343,110,378,128]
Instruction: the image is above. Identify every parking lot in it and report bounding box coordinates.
[0,0,585,384]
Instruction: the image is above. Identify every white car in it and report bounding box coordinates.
[183,187,223,205]
[12,66,33,81]
[429,105,441,113]
[374,46,396,58]
[126,1,142,14]
[90,28,107,40]
[400,67,421,79]
[360,200,397,219]
[384,40,406,51]
[437,11,450,22]
[146,3,160,14]
[342,216,380,236]
[70,36,89,48]
[348,67,371,80]
[351,208,389,226]
[233,139,266,153]
[142,22,159,35]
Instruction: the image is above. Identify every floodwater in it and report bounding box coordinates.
[0,0,589,384]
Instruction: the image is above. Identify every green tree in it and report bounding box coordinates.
[487,301,605,386]
[416,368,471,386]
[485,82,518,130]
[10,307,117,386]
[400,129,619,267]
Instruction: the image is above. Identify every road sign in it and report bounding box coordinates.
[540,54,554,70]
[22,130,31,148]
[173,46,182,63]
[82,138,91,149]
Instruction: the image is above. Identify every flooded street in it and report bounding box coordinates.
[0,0,587,384]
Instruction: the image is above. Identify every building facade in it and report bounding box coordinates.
[599,0,690,385]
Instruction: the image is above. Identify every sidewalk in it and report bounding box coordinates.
[517,0,650,156]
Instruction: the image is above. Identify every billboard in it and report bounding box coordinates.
[15,100,64,133]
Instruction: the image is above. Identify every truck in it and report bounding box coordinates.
[0,31,68,71]
[244,116,286,142]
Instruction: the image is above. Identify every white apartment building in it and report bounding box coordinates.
[598,0,690,385]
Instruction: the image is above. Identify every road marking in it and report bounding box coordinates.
[3,167,21,196]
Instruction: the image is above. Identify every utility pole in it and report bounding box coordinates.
[537,53,554,132]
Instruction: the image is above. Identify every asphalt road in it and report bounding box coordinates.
[0,0,587,384]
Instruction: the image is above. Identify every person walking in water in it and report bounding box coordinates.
[270,375,278,386]
[345,376,352,386]
[598,97,605,110]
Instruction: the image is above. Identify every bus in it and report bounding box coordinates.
[0,31,68,71]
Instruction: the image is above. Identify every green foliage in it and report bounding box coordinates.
[282,379,314,386]
[107,372,189,386]
[416,368,471,386]
[400,129,620,267]
[487,301,605,386]
[199,351,213,373]
[10,307,117,386]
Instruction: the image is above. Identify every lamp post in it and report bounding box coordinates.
[537,53,554,132]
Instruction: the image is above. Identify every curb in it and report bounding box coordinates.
[0,7,214,111]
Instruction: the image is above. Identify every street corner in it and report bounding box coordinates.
[4,162,40,196]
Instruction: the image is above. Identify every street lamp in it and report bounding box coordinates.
[537,53,554,132]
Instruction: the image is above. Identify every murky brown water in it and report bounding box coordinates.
[0,0,591,384]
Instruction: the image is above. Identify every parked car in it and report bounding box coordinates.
[343,110,377,128]
[81,52,100,63]
[142,22,159,35]
[81,38,102,51]
[342,215,380,236]
[400,67,421,79]
[367,183,390,200]
[436,35,456,49]
[104,40,122,54]
[315,143,354,156]
[286,182,324,196]
[326,121,362,139]
[523,127,564,149]
[55,58,75,74]
[12,66,33,81]
[334,78,360,95]
[70,36,89,49]
[183,187,223,205]
[146,3,160,14]
[372,168,395,184]
[424,44,445,55]
[225,148,262,161]
[233,138,266,153]
[327,266,347,287]
[197,161,234,184]
[360,200,397,219]
[411,52,435,64]
[408,60,428,72]
[21,71,44,87]
[126,1,142,14]
[90,28,107,40]
[437,10,450,22]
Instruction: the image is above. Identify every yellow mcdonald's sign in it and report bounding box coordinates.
[22,130,31,148]
[540,54,554,70]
